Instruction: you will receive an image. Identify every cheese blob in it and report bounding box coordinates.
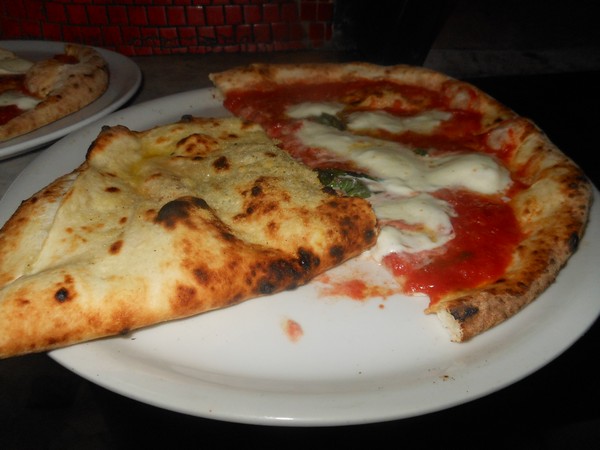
[0,49,33,75]
[0,91,40,110]
[287,104,512,257]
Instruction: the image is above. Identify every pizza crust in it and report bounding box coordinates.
[0,44,109,142]
[432,124,592,341]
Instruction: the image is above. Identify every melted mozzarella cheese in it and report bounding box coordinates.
[369,193,455,257]
[289,108,512,258]
[0,50,33,75]
[297,121,511,195]
[286,102,344,119]
[347,109,452,134]
[0,91,40,110]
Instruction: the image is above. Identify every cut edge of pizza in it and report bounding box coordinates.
[209,62,594,342]
[0,116,378,358]
[0,43,109,143]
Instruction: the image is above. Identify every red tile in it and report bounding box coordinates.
[243,5,261,24]
[147,6,168,26]
[235,23,252,43]
[87,5,109,25]
[132,46,153,56]
[317,2,334,22]
[280,2,299,22]
[289,22,305,41]
[20,19,42,37]
[186,6,205,26]
[140,27,160,48]
[167,6,186,26]
[61,26,82,45]
[3,1,25,18]
[101,25,123,46]
[271,22,289,41]
[308,22,324,45]
[262,3,279,23]
[216,25,234,44]
[66,4,87,25]
[190,0,211,5]
[22,0,44,21]
[325,22,333,41]
[178,26,198,46]
[121,27,141,48]
[77,26,104,47]
[116,45,136,56]
[205,5,224,26]
[300,2,316,21]
[41,22,63,41]
[45,3,67,23]
[127,6,148,26]
[107,6,128,25]
[252,23,271,43]
[189,46,209,55]
[223,44,241,53]
[198,26,216,44]
[159,27,179,49]
[224,5,242,25]
[140,26,159,38]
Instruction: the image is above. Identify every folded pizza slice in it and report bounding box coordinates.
[0,117,378,358]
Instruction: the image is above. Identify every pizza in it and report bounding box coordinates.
[209,62,593,342]
[0,43,109,143]
[0,116,377,358]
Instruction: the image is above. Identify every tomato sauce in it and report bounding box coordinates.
[382,190,522,305]
[0,104,22,125]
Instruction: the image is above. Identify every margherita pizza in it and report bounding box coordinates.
[209,62,593,342]
[0,43,108,143]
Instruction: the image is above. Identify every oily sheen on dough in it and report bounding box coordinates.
[0,117,378,358]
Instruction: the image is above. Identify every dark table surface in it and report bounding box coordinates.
[1,70,599,450]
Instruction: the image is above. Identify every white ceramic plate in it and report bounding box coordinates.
[1,89,599,426]
[0,40,141,160]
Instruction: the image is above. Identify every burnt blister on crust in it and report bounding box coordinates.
[54,287,70,303]
[212,155,230,171]
[568,232,581,252]
[450,305,479,323]
[255,249,323,295]
[297,247,321,271]
[154,196,210,229]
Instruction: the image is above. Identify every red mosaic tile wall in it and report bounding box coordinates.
[0,0,335,56]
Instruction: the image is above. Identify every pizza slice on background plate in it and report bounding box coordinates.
[0,43,108,143]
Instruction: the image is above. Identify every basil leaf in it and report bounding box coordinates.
[317,169,372,198]
[311,113,346,130]
[332,177,372,198]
